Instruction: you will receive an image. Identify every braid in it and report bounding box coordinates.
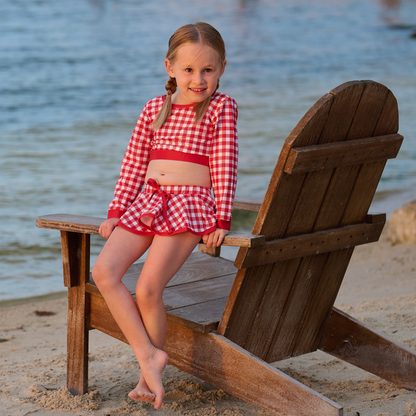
[165,77,177,96]
[153,77,177,129]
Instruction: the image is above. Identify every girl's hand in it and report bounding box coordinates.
[99,218,119,239]
[202,229,229,248]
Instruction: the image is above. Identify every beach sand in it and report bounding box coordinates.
[1,226,416,416]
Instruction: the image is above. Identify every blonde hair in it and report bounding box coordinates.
[153,22,226,129]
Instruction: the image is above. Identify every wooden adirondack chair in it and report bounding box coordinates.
[36,80,416,416]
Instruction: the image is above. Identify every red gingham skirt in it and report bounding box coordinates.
[117,179,217,236]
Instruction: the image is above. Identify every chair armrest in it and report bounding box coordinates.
[36,214,104,235]
[37,213,266,248]
[222,232,265,248]
[233,197,263,212]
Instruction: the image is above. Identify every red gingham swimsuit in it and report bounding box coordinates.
[107,92,238,236]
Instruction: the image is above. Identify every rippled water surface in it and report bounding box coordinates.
[1,0,416,300]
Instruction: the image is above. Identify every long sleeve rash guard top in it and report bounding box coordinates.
[108,92,239,231]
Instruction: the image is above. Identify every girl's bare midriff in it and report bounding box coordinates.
[145,159,212,188]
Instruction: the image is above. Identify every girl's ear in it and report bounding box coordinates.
[165,58,175,78]
[219,60,227,78]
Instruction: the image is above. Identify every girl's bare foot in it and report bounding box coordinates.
[128,374,156,403]
[135,347,168,410]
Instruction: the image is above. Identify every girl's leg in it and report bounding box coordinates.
[129,231,201,405]
[92,227,160,404]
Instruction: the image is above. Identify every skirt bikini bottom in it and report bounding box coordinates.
[117,178,217,236]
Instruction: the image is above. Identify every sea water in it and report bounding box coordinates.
[1,0,416,301]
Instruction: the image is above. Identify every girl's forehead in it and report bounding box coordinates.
[175,42,222,66]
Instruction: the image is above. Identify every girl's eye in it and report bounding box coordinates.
[205,68,213,73]
[185,68,193,73]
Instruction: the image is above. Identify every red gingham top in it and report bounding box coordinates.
[108,92,238,230]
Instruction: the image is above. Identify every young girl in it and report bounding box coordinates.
[92,22,238,410]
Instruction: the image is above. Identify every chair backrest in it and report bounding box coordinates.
[217,80,402,363]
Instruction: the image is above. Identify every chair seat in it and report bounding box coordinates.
[87,251,237,333]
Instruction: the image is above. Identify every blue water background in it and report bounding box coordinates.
[1,0,416,300]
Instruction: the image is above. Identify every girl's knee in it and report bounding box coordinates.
[135,282,162,308]
[92,261,113,289]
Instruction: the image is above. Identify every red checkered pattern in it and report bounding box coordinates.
[117,181,217,236]
[108,92,238,231]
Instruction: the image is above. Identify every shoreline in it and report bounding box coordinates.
[0,290,67,308]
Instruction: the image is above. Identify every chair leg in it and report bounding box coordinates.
[165,322,342,416]
[67,287,89,395]
[319,307,416,390]
[60,231,90,395]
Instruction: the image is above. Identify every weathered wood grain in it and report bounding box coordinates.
[61,231,90,395]
[320,307,416,390]
[37,214,265,248]
[165,323,343,416]
[235,219,384,269]
[284,134,403,174]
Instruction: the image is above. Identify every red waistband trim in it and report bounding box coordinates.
[149,150,209,166]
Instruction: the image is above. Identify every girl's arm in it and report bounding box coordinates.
[107,105,154,221]
[208,95,239,246]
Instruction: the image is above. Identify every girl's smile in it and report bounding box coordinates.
[164,42,226,105]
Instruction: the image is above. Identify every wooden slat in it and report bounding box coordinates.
[89,293,128,343]
[233,196,263,212]
[289,248,353,358]
[165,323,342,416]
[163,275,234,311]
[284,133,403,174]
[37,214,264,248]
[166,297,228,333]
[217,263,274,340]
[265,253,329,361]
[320,307,416,390]
[242,258,302,359]
[235,219,384,269]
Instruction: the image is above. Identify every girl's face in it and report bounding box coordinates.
[165,42,226,105]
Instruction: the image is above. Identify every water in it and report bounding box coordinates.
[1,0,416,301]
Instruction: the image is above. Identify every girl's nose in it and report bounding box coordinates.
[193,72,204,84]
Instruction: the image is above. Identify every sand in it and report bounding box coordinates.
[1,226,416,416]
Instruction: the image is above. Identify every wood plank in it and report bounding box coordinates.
[284,134,403,174]
[235,220,384,269]
[320,307,416,390]
[265,253,329,361]
[60,231,88,288]
[89,293,128,343]
[290,248,353,357]
[242,258,302,359]
[217,263,275,343]
[63,232,90,395]
[233,196,263,212]
[163,275,235,311]
[198,243,221,257]
[166,297,228,333]
[341,90,400,227]
[165,323,342,416]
